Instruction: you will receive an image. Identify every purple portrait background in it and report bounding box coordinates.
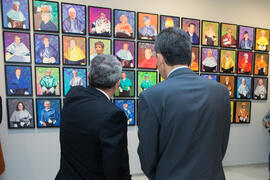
[160,16,180,30]
[238,51,253,64]
[89,7,111,27]
[62,4,86,27]
[182,18,200,37]
[4,32,30,52]
[201,48,218,71]
[114,40,135,65]
[238,26,254,47]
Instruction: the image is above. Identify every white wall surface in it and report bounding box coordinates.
[0,0,270,179]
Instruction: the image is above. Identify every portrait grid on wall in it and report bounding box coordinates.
[36,98,61,128]
[137,71,157,96]
[253,53,269,76]
[219,75,235,99]
[201,47,219,73]
[1,0,30,30]
[3,31,31,63]
[7,98,34,129]
[137,12,158,41]
[200,74,219,81]
[89,38,111,63]
[230,100,235,123]
[219,49,236,74]
[237,51,253,75]
[201,20,220,47]
[255,28,270,52]
[238,25,254,50]
[252,77,268,100]
[62,35,86,66]
[34,33,60,65]
[33,0,59,32]
[220,23,237,48]
[160,15,180,31]
[236,76,252,99]
[5,65,32,96]
[137,42,156,69]
[89,6,112,37]
[114,99,135,126]
[234,101,251,124]
[114,70,135,98]
[181,17,200,45]
[114,40,135,68]
[63,67,87,96]
[61,3,86,35]
[114,9,136,39]
[35,66,60,96]
[189,46,200,72]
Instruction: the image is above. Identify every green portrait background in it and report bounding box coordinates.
[114,71,135,97]
[89,38,111,58]
[202,21,219,46]
[221,24,237,39]
[137,71,157,96]
[220,49,236,72]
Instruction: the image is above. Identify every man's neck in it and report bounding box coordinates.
[166,64,188,78]
[96,88,113,100]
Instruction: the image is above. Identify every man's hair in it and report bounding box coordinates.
[244,31,249,35]
[155,27,192,66]
[188,23,196,27]
[95,41,104,49]
[89,55,122,89]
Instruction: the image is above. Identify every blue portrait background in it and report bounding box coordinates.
[114,10,135,38]
[201,74,218,81]
[63,68,87,95]
[5,65,32,95]
[114,99,135,126]
[34,34,59,64]
[236,77,252,98]
[160,16,180,31]
[36,99,61,127]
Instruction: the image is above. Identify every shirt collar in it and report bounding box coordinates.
[167,65,188,78]
[96,88,110,100]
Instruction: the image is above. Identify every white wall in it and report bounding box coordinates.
[0,0,270,179]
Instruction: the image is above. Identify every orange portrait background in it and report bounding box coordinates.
[138,13,158,32]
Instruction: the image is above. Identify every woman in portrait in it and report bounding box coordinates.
[115,14,133,38]
[10,101,32,128]
[40,4,57,31]
[205,24,217,46]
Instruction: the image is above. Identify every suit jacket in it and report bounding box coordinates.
[137,68,231,180]
[56,86,131,180]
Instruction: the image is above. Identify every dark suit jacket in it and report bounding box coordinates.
[138,68,231,180]
[56,86,131,180]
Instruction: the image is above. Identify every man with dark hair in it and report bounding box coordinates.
[240,31,252,50]
[137,27,231,180]
[186,23,199,44]
[56,55,131,180]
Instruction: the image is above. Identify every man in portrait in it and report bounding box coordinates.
[139,16,157,40]
[116,43,133,67]
[189,52,198,71]
[138,47,156,69]
[202,49,217,72]
[39,69,58,95]
[6,35,30,62]
[119,72,132,97]
[237,78,250,98]
[37,37,58,64]
[240,31,252,50]
[237,102,249,123]
[223,76,233,97]
[39,4,57,31]
[221,51,234,73]
[115,14,133,38]
[39,100,57,127]
[204,24,217,46]
[9,68,29,95]
[91,12,111,36]
[257,30,269,51]
[90,41,104,61]
[238,53,251,74]
[122,103,132,125]
[256,55,268,75]
[140,73,153,91]
[69,70,83,87]
[254,79,267,100]
[6,1,26,29]
[186,23,199,44]
[63,7,85,34]
[64,39,85,65]
[221,28,236,47]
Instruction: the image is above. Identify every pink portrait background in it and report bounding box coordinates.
[89,7,111,29]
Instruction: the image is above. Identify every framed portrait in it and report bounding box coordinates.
[255,28,270,52]
[61,3,86,35]
[137,71,157,96]
[114,40,135,68]
[36,98,61,128]
[189,46,200,72]
[253,77,268,100]
[220,75,235,99]
[33,0,59,32]
[34,33,59,65]
[62,35,86,66]
[5,65,32,96]
[234,101,251,124]
[160,15,180,31]
[200,74,219,81]
[89,38,111,62]
[220,23,237,48]
[181,17,200,45]
[7,98,34,129]
[219,49,236,74]
[230,100,235,123]
[3,31,31,63]
[114,9,136,39]
[89,6,112,37]
[236,76,252,99]
[1,0,30,30]
[201,20,219,47]
[201,47,219,73]
[137,42,156,69]
[114,99,135,126]
[35,67,60,96]
[254,53,269,76]
[237,51,253,75]
[114,70,135,97]
[238,25,254,50]
[63,67,87,96]
[137,12,158,41]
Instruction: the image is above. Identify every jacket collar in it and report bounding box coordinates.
[167,67,195,79]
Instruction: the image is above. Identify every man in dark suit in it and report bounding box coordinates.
[137,28,231,180]
[56,55,131,180]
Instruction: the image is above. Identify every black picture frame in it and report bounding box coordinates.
[113,99,136,126]
[220,23,238,48]
[137,12,158,41]
[189,46,200,72]
[252,77,268,100]
[253,52,269,76]
[200,73,219,82]
[219,75,236,99]
[234,100,251,124]
[201,20,220,47]
[160,14,180,31]
[200,47,220,73]
[137,41,157,70]
[235,76,252,100]
[254,27,270,52]
[114,39,136,69]
[237,50,253,75]
[181,17,200,45]
[238,25,255,50]
[137,70,158,97]
[114,70,135,98]
[219,49,236,74]
[230,100,235,124]
[89,37,112,63]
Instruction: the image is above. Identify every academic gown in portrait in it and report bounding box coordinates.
[221,57,234,73]
[63,18,85,34]
[257,36,269,51]
[64,46,85,65]
[116,49,133,67]
[7,9,26,28]
[254,85,267,99]
[138,56,156,69]
[37,45,58,63]
[202,56,217,72]
[9,76,29,95]
[140,80,152,90]
[139,26,157,39]
[221,34,236,47]
[39,75,58,95]
[238,84,250,98]
[91,18,111,35]
[6,42,30,62]
[70,77,83,87]
[115,23,133,38]
[256,60,267,75]
[10,110,32,127]
[239,60,251,73]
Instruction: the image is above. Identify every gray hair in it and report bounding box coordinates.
[88,55,122,89]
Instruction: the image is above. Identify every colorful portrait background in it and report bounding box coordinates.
[114,40,135,67]
[114,99,135,126]
[137,12,158,40]
[181,18,200,44]
[202,21,219,46]
[114,70,135,97]
[114,9,135,38]
[255,28,270,51]
[219,75,235,98]
[238,26,254,50]
[138,71,157,96]
[254,53,269,75]
[200,74,218,81]
[253,77,268,100]
[63,68,87,95]
[230,101,234,123]
[237,51,253,74]
[236,77,251,99]
[221,24,237,47]
[201,47,219,72]
[235,101,251,123]
[89,7,111,36]
[89,38,111,61]
[189,47,199,71]
[220,49,236,73]
[160,15,180,31]
[137,42,156,69]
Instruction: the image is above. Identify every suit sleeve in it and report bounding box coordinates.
[222,90,231,159]
[137,93,159,179]
[99,110,131,180]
